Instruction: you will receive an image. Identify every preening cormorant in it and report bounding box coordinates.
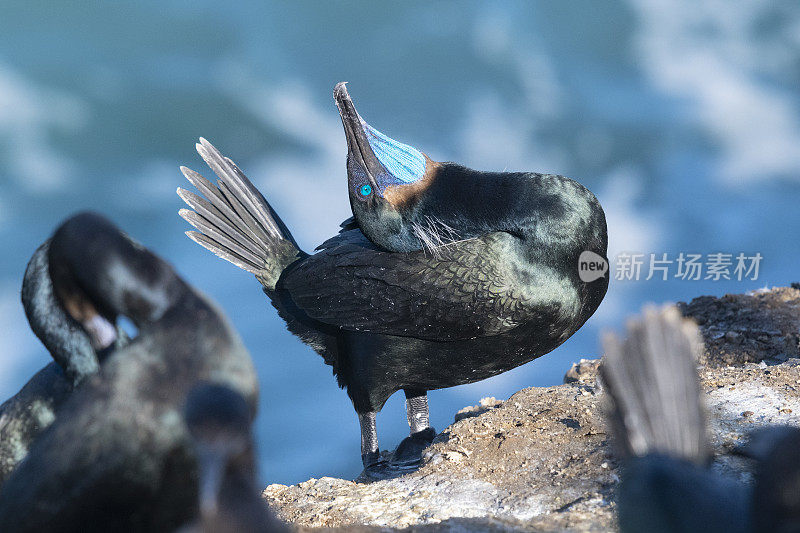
[179,383,286,533]
[178,83,608,475]
[601,305,800,533]
[0,213,258,533]
[0,240,128,486]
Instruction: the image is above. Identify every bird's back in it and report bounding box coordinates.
[0,363,72,486]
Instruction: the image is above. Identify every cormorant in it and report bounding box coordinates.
[749,426,800,532]
[601,305,800,533]
[0,240,127,486]
[178,83,608,475]
[179,383,286,533]
[0,212,258,533]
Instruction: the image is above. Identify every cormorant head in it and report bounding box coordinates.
[334,82,441,251]
[184,382,255,519]
[22,240,109,383]
[46,216,119,355]
[48,273,118,357]
[48,212,183,334]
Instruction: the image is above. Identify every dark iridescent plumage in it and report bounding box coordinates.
[179,383,286,533]
[0,213,258,532]
[179,84,608,475]
[0,241,128,487]
[602,306,800,533]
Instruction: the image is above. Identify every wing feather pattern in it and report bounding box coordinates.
[280,230,546,341]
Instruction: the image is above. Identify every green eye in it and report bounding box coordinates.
[359,184,372,196]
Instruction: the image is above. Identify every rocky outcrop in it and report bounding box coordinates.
[264,287,800,531]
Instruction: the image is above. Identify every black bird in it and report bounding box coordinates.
[0,239,127,485]
[179,383,286,533]
[0,212,258,533]
[178,83,608,475]
[749,426,800,533]
[601,305,800,533]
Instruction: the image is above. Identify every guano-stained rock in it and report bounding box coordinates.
[264,286,800,531]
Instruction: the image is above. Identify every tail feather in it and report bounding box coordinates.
[179,167,273,252]
[178,138,303,288]
[179,209,265,267]
[177,189,267,256]
[195,138,282,239]
[215,180,275,249]
[600,305,709,465]
[184,231,261,275]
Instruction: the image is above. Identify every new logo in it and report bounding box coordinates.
[578,251,608,282]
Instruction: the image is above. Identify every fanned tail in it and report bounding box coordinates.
[600,305,709,465]
[178,138,304,290]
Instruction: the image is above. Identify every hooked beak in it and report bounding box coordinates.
[82,314,118,352]
[334,82,382,194]
[49,259,118,352]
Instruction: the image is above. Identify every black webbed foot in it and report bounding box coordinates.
[357,451,393,482]
[389,427,437,469]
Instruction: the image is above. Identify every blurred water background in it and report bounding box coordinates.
[1,1,799,485]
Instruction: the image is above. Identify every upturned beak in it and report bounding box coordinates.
[334,82,382,194]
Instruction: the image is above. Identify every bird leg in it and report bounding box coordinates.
[358,411,381,468]
[405,390,430,435]
[391,390,437,468]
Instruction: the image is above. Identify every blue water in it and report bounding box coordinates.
[1,1,799,485]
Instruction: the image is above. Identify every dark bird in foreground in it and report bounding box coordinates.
[178,83,608,476]
[601,305,800,533]
[179,383,286,533]
[0,239,128,486]
[0,212,258,532]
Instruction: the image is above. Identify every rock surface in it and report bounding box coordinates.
[264,287,800,531]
